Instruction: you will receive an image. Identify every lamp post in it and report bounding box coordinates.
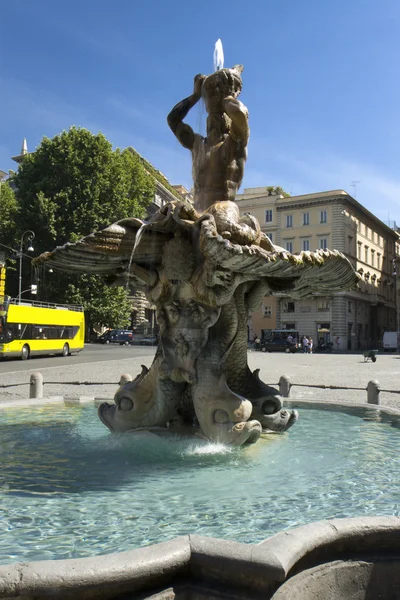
[18,230,35,303]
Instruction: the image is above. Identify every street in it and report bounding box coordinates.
[0,343,156,375]
[1,345,400,409]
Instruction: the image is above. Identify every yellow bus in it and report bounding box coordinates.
[0,296,85,360]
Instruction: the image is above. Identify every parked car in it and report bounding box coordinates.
[382,331,400,352]
[97,329,134,345]
[139,336,158,346]
[314,341,333,353]
[261,338,298,353]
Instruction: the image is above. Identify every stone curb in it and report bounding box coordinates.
[2,395,400,425]
[0,518,399,599]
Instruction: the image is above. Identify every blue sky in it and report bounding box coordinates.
[1,0,400,224]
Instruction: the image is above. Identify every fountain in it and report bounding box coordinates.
[35,50,358,446]
[4,44,397,599]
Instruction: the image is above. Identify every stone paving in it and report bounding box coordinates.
[1,350,399,408]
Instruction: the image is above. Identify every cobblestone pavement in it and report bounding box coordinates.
[1,351,400,408]
[248,350,400,408]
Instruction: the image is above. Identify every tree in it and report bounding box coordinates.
[266,186,290,197]
[11,127,155,325]
[65,275,132,335]
[14,127,154,249]
[0,180,19,248]
[0,181,19,290]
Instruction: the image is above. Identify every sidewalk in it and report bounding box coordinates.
[1,352,399,409]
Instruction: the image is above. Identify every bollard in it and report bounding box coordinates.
[30,372,43,399]
[367,379,381,405]
[119,373,133,387]
[279,374,291,398]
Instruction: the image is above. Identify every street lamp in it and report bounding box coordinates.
[18,230,35,303]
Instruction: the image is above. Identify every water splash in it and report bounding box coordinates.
[185,441,232,456]
[125,223,147,292]
[213,39,224,72]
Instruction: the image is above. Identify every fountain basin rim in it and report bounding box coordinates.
[1,395,400,426]
[0,517,399,599]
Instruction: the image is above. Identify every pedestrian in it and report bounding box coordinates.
[255,336,261,351]
[302,335,309,353]
[309,337,313,354]
[335,336,341,351]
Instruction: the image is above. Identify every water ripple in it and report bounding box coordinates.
[0,405,399,564]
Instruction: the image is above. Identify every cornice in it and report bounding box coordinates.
[277,197,340,211]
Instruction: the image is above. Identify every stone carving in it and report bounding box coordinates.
[35,64,359,446]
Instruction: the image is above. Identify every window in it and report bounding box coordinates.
[364,246,369,263]
[320,210,327,223]
[366,227,370,239]
[263,305,272,318]
[319,238,328,250]
[317,299,330,312]
[286,214,293,228]
[303,212,310,225]
[377,253,381,269]
[371,249,375,267]
[302,239,310,251]
[154,194,163,207]
[266,232,273,243]
[265,209,273,223]
[348,301,352,313]
[357,242,362,259]
[6,323,79,342]
[283,301,295,313]
[348,236,353,254]
[285,241,293,253]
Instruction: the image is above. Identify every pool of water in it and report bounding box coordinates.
[0,404,399,564]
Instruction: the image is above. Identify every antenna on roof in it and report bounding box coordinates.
[350,180,360,199]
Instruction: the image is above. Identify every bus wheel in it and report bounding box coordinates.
[62,343,70,357]
[21,345,30,361]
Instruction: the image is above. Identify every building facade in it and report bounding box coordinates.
[236,188,400,350]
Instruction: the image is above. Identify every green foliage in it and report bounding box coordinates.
[11,127,155,317]
[14,127,155,250]
[267,186,290,197]
[0,181,19,248]
[65,275,132,330]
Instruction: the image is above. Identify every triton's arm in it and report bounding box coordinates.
[223,96,250,144]
[167,74,206,150]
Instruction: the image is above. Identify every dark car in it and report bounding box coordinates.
[261,338,298,353]
[97,329,134,345]
[139,336,158,346]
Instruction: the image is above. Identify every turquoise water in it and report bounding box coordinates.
[0,404,399,564]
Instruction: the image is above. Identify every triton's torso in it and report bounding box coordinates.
[192,134,246,213]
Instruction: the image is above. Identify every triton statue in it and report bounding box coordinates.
[35,61,358,446]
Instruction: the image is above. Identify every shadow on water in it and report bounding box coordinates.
[0,413,251,497]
